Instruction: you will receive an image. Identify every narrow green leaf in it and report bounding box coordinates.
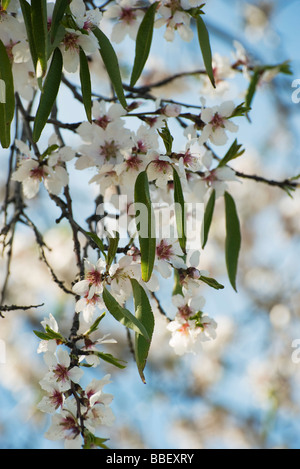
[173,167,186,254]
[31,0,48,79]
[0,39,15,148]
[245,69,261,109]
[224,191,241,292]
[200,275,224,290]
[172,269,183,296]
[19,0,38,70]
[106,232,120,269]
[130,2,158,87]
[92,27,127,109]
[134,171,156,283]
[79,47,92,122]
[50,0,69,44]
[196,15,215,88]
[157,119,173,155]
[84,312,106,336]
[130,279,155,383]
[33,330,52,341]
[218,140,244,168]
[85,231,107,259]
[32,48,63,143]
[103,286,150,340]
[202,189,215,248]
[93,351,127,369]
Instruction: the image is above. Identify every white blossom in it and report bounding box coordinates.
[42,349,84,392]
[198,99,239,146]
[104,0,145,43]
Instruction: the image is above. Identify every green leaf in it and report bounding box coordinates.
[196,15,215,88]
[218,140,244,168]
[93,351,127,369]
[84,313,106,336]
[19,0,38,70]
[224,191,241,292]
[245,69,261,109]
[33,326,65,342]
[202,189,215,248]
[85,231,107,259]
[50,0,69,44]
[32,48,63,143]
[130,2,158,87]
[0,39,15,148]
[79,47,92,122]
[33,330,52,341]
[134,171,156,283]
[172,167,186,254]
[130,279,155,383]
[31,0,48,80]
[92,27,127,109]
[83,430,110,449]
[41,144,59,160]
[172,269,183,296]
[157,119,173,155]
[106,231,120,269]
[1,0,12,9]
[103,286,150,340]
[200,275,224,290]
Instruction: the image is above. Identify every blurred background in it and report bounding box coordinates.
[0,0,300,449]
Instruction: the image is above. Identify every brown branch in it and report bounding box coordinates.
[0,303,44,318]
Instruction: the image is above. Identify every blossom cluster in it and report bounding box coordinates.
[36,313,116,449]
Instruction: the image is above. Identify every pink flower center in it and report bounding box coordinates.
[153,158,169,173]
[210,112,225,130]
[60,415,80,439]
[100,140,119,161]
[86,269,102,286]
[178,305,192,319]
[156,240,173,260]
[120,8,136,24]
[30,166,46,181]
[125,155,142,171]
[84,292,100,305]
[63,33,79,51]
[54,364,69,383]
[50,389,64,409]
[204,169,217,185]
[96,115,111,130]
[136,140,147,153]
[178,322,190,335]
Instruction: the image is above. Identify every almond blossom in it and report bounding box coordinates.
[167,292,217,355]
[155,237,186,278]
[44,399,83,449]
[198,99,239,146]
[155,0,194,42]
[42,348,84,392]
[147,151,173,188]
[195,148,239,198]
[77,121,132,168]
[11,139,75,198]
[104,0,145,44]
